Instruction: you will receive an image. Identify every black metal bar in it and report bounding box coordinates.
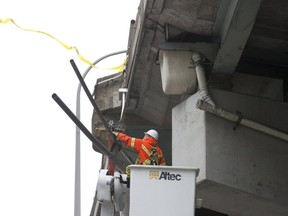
[70,59,134,165]
[52,93,125,173]
[70,59,115,139]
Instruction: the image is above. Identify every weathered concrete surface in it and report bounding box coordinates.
[196,181,288,216]
[172,88,288,215]
[232,73,283,101]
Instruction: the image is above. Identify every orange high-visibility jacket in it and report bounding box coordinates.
[115,132,166,165]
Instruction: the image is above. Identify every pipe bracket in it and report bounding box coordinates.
[233,111,243,131]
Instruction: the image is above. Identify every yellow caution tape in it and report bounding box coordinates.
[0,18,127,72]
[110,56,128,72]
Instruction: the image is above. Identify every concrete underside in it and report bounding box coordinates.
[172,89,288,215]
[90,1,288,215]
[197,180,288,216]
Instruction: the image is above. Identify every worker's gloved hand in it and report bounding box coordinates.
[112,131,119,137]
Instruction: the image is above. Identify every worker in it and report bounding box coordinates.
[113,129,166,166]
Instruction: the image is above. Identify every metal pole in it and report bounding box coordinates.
[74,50,126,216]
[71,60,115,139]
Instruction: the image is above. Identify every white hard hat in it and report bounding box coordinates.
[145,129,159,140]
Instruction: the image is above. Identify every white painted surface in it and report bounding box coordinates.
[159,50,197,95]
[129,165,199,216]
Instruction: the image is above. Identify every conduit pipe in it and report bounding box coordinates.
[192,52,288,142]
[191,53,215,107]
[196,99,288,142]
[74,50,127,216]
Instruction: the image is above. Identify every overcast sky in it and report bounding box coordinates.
[0,1,140,215]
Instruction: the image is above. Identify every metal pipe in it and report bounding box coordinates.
[193,53,288,142]
[74,50,126,216]
[72,60,134,165]
[70,60,115,140]
[192,52,215,107]
[120,92,126,121]
[196,99,288,142]
[52,93,126,173]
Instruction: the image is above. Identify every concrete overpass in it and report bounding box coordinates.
[92,0,288,215]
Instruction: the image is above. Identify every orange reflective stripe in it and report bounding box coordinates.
[141,145,151,156]
[135,158,142,164]
[143,159,152,165]
[131,138,136,148]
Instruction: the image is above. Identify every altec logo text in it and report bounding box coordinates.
[149,171,182,181]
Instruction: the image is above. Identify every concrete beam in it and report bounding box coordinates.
[212,0,263,74]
